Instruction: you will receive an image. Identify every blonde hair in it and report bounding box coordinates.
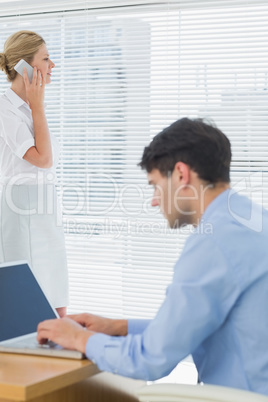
[0,30,45,82]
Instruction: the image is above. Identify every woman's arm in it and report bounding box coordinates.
[22,67,52,168]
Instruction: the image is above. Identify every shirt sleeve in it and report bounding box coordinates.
[85,235,240,380]
[128,319,151,334]
[0,109,35,159]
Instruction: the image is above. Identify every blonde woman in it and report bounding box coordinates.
[0,31,68,317]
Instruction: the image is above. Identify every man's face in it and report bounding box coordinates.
[148,168,192,228]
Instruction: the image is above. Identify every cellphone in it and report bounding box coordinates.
[14,59,33,83]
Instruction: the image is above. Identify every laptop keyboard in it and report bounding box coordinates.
[8,338,59,349]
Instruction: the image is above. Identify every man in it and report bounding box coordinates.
[37,118,268,395]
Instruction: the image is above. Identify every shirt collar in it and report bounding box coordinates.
[201,188,231,222]
[5,88,29,109]
[5,88,46,110]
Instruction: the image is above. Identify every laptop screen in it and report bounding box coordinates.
[0,262,57,342]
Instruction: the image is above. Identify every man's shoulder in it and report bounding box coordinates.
[204,190,266,227]
[217,190,267,234]
[184,191,268,252]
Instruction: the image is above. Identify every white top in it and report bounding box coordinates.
[0,88,60,185]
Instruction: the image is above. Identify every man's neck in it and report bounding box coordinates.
[192,181,230,226]
[203,182,230,209]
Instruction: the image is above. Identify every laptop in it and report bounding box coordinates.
[0,260,84,359]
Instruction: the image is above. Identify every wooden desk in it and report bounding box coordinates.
[0,352,100,402]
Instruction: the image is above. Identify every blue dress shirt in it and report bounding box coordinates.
[86,189,268,396]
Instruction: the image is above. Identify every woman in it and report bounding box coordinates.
[0,30,68,317]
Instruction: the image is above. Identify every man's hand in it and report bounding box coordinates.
[68,313,128,336]
[37,317,93,353]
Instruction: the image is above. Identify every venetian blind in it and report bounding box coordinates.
[0,0,267,318]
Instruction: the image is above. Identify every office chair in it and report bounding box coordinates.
[136,383,268,402]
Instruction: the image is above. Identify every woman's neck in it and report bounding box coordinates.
[10,78,27,103]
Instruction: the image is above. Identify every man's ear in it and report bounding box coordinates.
[173,162,190,186]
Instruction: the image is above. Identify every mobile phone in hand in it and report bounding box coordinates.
[14,59,33,83]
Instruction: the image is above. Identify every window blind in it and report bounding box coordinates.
[0,1,267,319]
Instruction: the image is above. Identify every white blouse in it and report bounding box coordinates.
[0,88,60,185]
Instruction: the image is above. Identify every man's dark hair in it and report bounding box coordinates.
[139,117,231,183]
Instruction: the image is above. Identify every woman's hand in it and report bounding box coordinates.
[23,66,45,110]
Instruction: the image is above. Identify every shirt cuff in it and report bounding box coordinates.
[86,333,111,365]
[128,319,151,334]
[15,138,35,159]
